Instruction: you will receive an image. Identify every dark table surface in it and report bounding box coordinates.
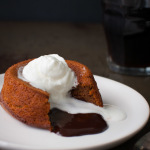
[0,21,150,150]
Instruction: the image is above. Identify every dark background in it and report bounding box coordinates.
[0,0,103,22]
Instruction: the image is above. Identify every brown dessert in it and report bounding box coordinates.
[0,59,103,132]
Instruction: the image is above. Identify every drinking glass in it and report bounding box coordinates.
[103,0,150,75]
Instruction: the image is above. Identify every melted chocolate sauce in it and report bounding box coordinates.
[49,108,108,137]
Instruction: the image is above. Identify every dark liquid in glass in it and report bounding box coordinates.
[103,0,150,67]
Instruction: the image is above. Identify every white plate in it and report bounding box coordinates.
[0,73,149,150]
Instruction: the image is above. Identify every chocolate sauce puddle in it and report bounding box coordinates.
[49,108,108,137]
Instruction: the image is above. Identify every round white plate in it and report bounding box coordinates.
[0,74,149,150]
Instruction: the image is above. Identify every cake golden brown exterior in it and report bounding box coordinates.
[66,60,103,107]
[0,59,103,130]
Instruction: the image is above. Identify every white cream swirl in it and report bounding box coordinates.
[18,54,78,102]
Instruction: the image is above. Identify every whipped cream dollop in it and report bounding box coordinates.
[18,54,78,102]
